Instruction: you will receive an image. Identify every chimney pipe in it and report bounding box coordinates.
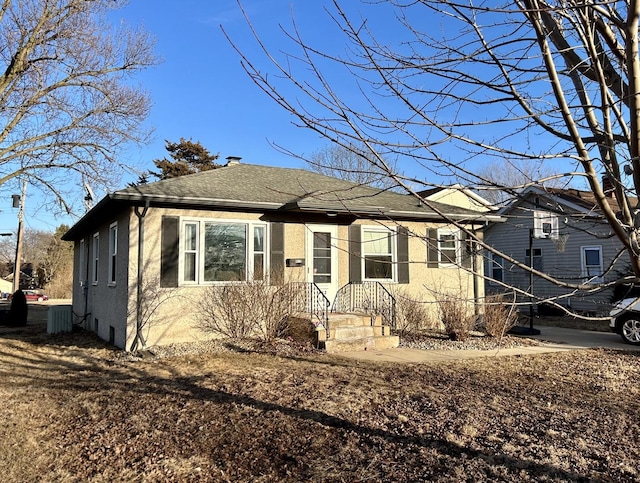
[226,156,241,166]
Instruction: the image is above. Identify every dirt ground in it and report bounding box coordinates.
[0,314,638,482]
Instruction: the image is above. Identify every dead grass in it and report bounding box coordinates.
[0,324,639,482]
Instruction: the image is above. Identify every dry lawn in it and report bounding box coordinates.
[0,322,639,482]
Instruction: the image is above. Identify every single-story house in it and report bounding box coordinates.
[63,158,502,350]
[484,185,628,315]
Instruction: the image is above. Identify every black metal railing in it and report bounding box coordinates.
[332,281,396,330]
[291,282,331,333]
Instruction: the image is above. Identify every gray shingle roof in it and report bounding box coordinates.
[116,163,485,217]
[64,163,500,240]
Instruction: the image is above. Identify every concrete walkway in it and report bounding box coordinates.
[334,326,639,363]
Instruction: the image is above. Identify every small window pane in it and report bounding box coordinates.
[254,226,264,252]
[184,253,196,282]
[253,253,264,280]
[584,249,600,266]
[365,255,392,279]
[185,224,197,251]
[363,231,391,254]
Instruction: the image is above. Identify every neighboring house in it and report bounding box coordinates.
[63,158,501,350]
[0,278,12,296]
[484,185,627,315]
[417,184,497,213]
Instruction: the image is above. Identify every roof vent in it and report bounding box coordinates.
[226,156,241,166]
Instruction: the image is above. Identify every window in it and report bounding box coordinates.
[581,246,603,283]
[204,222,247,281]
[79,239,85,286]
[181,219,267,284]
[92,233,99,284]
[489,253,504,284]
[108,223,117,285]
[183,222,198,282]
[438,229,459,265]
[362,228,394,280]
[313,231,332,283]
[253,226,265,280]
[525,248,543,271]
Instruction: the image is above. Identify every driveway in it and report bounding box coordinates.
[528,325,640,351]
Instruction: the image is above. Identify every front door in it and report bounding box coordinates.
[306,224,339,305]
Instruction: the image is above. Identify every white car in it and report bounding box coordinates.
[610,298,640,345]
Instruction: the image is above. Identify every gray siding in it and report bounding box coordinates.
[484,205,622,315]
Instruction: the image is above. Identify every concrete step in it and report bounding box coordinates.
[325,334,400,353]
[330,325,375,340]
[329,324,392,339]
[327,313,371,327]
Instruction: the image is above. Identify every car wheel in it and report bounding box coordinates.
[618,315,640,345]
[37,296,43,302]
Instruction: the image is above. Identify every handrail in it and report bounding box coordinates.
[291,282,330,335]
[333,281,396,330]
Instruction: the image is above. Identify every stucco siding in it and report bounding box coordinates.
[70,208,131,349]
[71,203,487,349]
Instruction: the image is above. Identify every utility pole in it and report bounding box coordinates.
[12,179,26,293]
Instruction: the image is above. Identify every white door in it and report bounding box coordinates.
[306,224,339,305]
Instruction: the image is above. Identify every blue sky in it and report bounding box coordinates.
[0,1,584,234]
[2,1,343,234]
[114,0,332,171]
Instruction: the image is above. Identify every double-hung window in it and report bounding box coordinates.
[525,248,543,271]
[181,219,267,284]
[92,233,99,284]
[362,227,395,280]
[581,246,603,284]
[438,229,459,265]
[108,223,117,285]
[489,253,504,284]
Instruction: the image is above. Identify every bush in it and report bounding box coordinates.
[393,289,434,337]
[482,294,518,338]
[438,296,475,341]
[196,280,304,342]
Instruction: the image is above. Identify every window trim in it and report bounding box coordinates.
[361,226,397,282]
[108,222,117,286]
[91,232,99,285]
[581,245,603,284]
[179,217,269,285]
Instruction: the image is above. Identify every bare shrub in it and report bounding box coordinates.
[483,293,518,338]
[438,296,475,341]
[196,279,304,342]
[393,289,434,338]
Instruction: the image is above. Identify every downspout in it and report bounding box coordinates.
[83,237,90,326]
[130,200,149,352]
[472,224,481,316]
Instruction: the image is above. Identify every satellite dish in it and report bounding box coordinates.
[84,183,95,209]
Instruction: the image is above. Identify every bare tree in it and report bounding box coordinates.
[0,0,157,215]
[226,1,640,309]
[476,159,566,206]
[306,143,399,189]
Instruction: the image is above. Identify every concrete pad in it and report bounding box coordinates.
[333,326,640,364]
